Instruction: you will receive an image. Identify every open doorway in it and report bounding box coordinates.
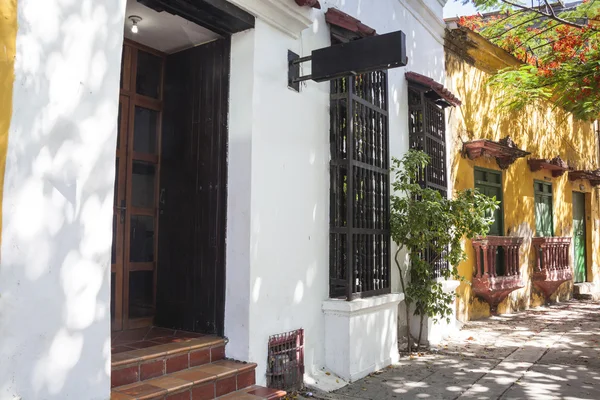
[111,0,253,336]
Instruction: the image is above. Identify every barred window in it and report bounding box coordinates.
[408,85,448,196]
[408,83,449,276]
[329,72,391,299]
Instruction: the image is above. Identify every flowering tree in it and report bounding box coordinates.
[454,0,600,120]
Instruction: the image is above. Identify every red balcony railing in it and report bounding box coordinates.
[471,236,525,314]
[532,237,572,302]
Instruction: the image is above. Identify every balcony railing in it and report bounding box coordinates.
[471,236,525,313]
[532,237,572,302]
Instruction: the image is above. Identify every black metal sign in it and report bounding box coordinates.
[288,30,407,91]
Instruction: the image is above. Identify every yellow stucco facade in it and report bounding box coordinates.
[445,27,600,321]
[0,0,17,246]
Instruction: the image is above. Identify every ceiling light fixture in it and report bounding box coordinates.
[128,15,142,34]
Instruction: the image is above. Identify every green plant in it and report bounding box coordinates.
[390,150,499,352]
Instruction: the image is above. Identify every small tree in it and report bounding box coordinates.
[390,150,498,352]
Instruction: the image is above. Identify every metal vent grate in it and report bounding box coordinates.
[267,329,304,392]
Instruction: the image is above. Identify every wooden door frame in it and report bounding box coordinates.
[572,191,588,283]
[474,167,504,236]
[534,180,554,237]
[111,95,131,332]
[113,39,166,331]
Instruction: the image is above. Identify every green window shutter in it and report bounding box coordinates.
[534,181,553,237]
[475,168,503,236]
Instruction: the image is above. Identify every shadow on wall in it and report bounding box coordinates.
[0,0,125,399]
[446,48,598,322]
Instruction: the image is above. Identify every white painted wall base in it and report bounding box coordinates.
[409,279,460,346]
[322,293,404,382]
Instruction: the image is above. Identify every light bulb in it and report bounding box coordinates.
[131,22,138,34]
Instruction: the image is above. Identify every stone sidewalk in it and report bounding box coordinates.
[303,300,600,400]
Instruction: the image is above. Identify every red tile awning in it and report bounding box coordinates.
[462,136,530,170]
[569,169,600,186]
[527,156,570,177]
[325,8,376,39]
[405,72,461,107]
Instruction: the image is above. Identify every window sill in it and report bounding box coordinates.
[322,293,404,316]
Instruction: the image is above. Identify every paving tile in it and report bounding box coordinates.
[171,367,215,385]
[151,336,189,345]
[154,342,194,356]
[117,347,168,364]
[113,345,136,354]
[140,360,165,381]
[111,392,135,400]
[215,376,237,397]
[195,363,238,379]
[112,352,139,368]
[149,375,193,393]
[501,363,600,400]
[211,345,225,362]
[236,370,256,390]
[190,348,211,367]
[114,383,167,400]
[145,327,177,340]
[114,327,152,345]
[459,361,533,399]
[175,330,205,339]
[129,340,163,350]
[211,360,255,374]
[165,390,191,400]
[166,353,190,373]
[191,382,215,400]
[112,365,140,388]
[186,337,224,350]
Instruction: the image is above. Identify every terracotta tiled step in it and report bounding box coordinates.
[111,359,257,400]
[112,336,226,388]
[217,385,286,399]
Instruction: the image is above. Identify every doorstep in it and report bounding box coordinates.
[111,331,285,400]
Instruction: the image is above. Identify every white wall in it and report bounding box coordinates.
[0,0,126,399]
[226,0,447,386]
[227,15,331,385]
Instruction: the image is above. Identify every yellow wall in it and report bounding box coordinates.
[0,0,17,247]
[446,28,600,321]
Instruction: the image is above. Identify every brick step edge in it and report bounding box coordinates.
[112,342,226,387]
[111,360,257,400]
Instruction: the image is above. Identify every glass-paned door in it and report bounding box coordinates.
[475,168,503,236]
[112,42,163,330]
[573,192,587,283]
[475,168,504,275]
[534,181,553,237]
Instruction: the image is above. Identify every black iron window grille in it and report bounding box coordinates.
[408,84,449,277]
[329,72,391,299]
[267,329,304,392]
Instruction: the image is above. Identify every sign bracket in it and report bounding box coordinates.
[287,30,407,92]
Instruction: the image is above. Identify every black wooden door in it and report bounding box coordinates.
[156,38,230,335]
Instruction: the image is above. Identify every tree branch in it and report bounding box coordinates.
[542,0,557,17]
[487,15,544,39]
[500,0,598,30]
